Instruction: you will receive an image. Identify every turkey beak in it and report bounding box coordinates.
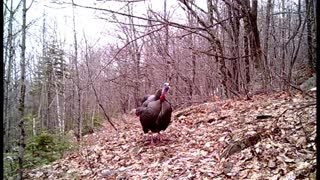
[161,84,170,95]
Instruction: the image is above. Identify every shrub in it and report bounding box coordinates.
[4,131,75,179]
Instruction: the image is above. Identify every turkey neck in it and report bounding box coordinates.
[155,89,162,99]
[160,95,165,102]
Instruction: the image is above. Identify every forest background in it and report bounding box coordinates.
[3,0,316,179]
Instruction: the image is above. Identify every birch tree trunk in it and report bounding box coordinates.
[41,11,47,131]
[61,59,66,135]
[4,0,14,152]
[52,62,62,134]
[72,1,82,141]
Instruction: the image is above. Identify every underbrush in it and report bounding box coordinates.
[4,132,76,179]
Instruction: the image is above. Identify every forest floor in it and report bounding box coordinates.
[25,91,317,180]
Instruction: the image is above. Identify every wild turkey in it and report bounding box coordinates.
[136,83,173,144]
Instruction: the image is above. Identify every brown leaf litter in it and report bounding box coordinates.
[25,91,316,179]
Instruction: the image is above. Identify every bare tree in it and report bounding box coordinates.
[263,0,273,88]
[71,1,83,141]
[225,0,241,94]
[239,0,264,90]
[280,0,286,89]
[127,3,142,108]
[287,0,307,84]
[4,0,15,153]
[306,0,316,71]
[17,0,27,178]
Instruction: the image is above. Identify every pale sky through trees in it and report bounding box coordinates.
[23,0,297,53]
[6,0,301,81]
[26,0,195,49]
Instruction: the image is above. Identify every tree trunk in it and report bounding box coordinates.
[240,0,264,91]
[127,4,141,108]
[32,118,36,136]
[41,13,47,131]
[52,62,62,134]
[17,0,27,178]
[288,0,306,83]
[243,19,251,93]
[306,0,316,71]
[250,0,263,72]
[215,40,228,98]
[72,2,82,141]
[263,0,273,87]
[207,1,228,98]
[61,56,66,135]
[188,2,195,102]
[38,83,44,131]
[4,0,14,152]
[227,2,241,94]
[164,0,171,81]
[280,0,286,89]
[46,70,52,131]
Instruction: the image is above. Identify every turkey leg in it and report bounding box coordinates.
[157,131,166,141]
[148,132,155,145]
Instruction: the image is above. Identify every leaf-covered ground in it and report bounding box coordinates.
[26,91,316,179]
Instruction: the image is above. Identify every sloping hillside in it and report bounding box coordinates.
[26,91,316,179]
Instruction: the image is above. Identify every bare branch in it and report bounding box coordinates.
[97,15,163,28]
[26,0,35,11]
[83,33,118,131]
[68,1,160,23]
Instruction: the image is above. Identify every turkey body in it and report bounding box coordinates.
[155,100,172,132]
[135,89,161,116]
[136,83,172,141]
[138,99,172,134]
[142,89,162,105]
